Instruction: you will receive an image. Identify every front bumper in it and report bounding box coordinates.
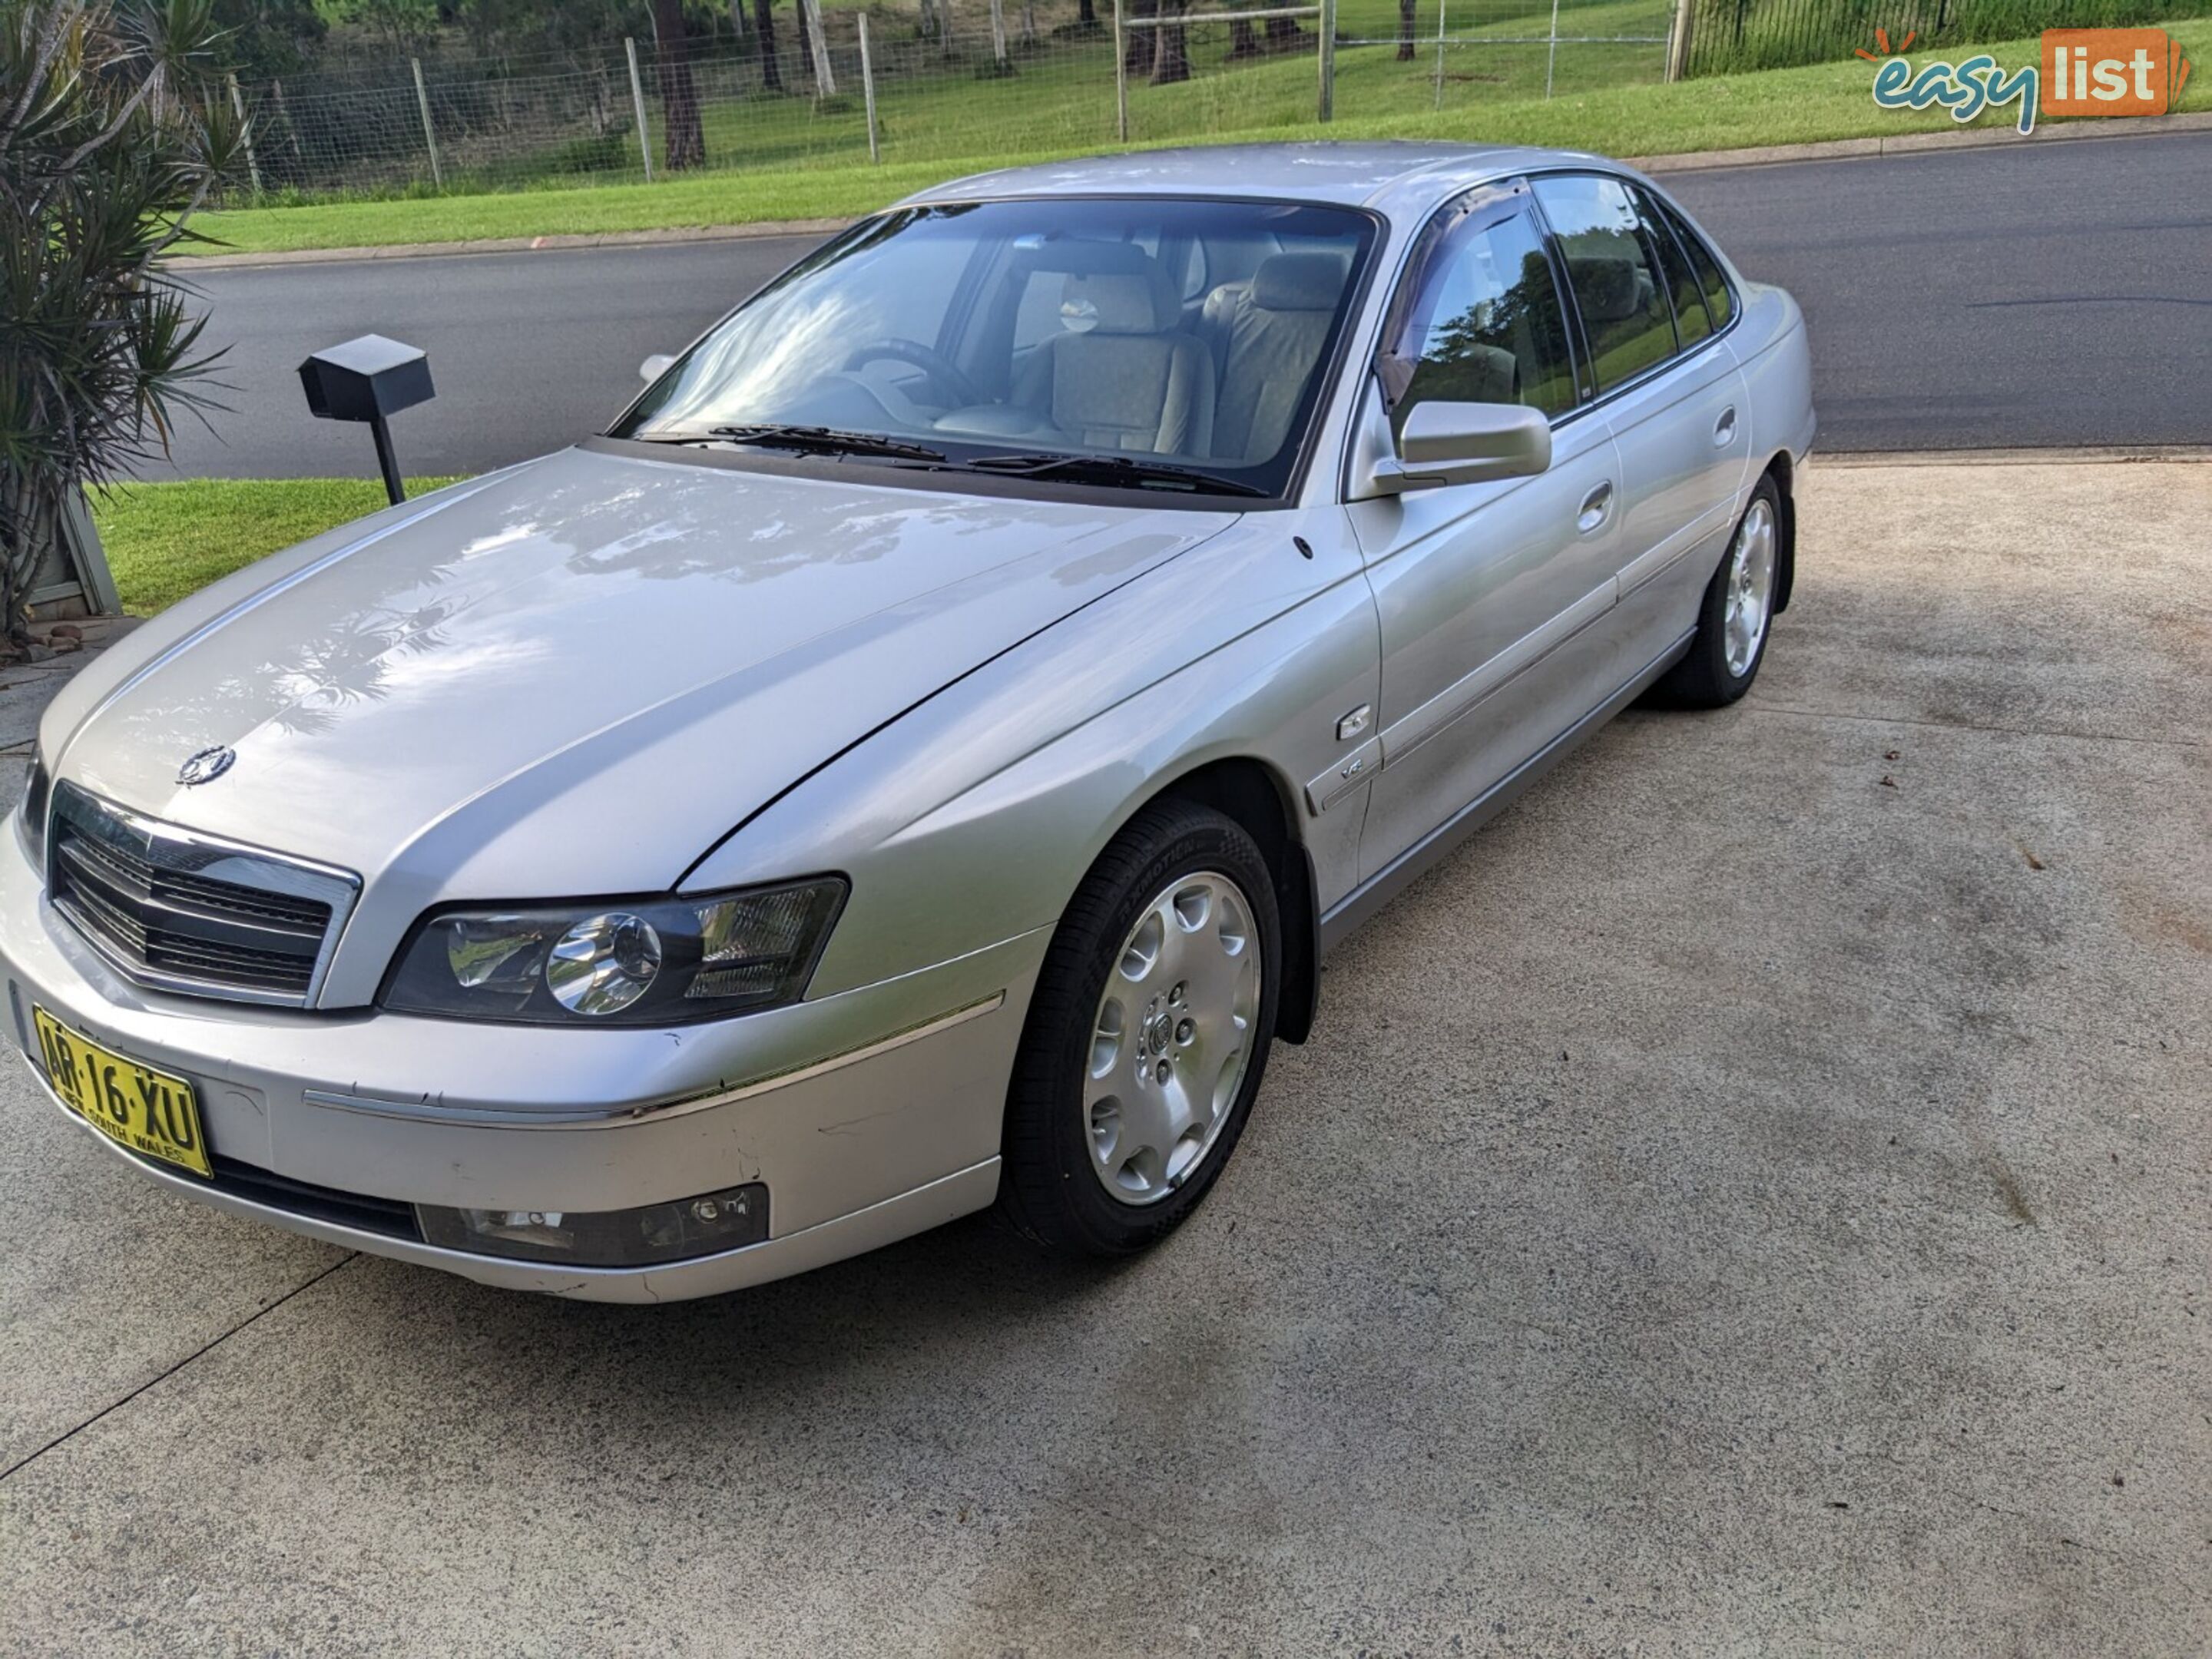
[0,826,1047,1301]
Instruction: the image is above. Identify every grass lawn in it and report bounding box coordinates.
[91,478,465,615]
[187,17,2210,257]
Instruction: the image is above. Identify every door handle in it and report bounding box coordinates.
[1577,481,1614,534]
[1713,406,1738,446]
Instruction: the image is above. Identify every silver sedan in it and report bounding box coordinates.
[3,144,1813,1300]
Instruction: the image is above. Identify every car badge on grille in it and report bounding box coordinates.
[177,745,236,787]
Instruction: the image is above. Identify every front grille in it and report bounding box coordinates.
[46,783,359,1008]
[208,1154,422,1241]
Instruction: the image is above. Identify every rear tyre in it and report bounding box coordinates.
[998,800,1280,1257]
[1654,475,1782,709]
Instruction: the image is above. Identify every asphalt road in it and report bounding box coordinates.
[151,129,2211,480]
[5,458,2207,1652]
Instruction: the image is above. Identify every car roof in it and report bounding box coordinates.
[894,141,1619,219]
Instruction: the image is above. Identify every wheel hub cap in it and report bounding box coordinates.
[1082,871,1261,1206]
[1723,497,1777,678]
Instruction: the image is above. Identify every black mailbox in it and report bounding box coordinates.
[298,334,434,505]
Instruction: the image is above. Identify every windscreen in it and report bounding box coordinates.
[612,197,1376,501]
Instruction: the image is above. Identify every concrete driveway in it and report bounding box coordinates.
[1,459,2206,1656]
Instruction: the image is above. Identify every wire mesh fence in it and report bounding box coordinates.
[221,0,1676,204]
[1682,0,2207,75]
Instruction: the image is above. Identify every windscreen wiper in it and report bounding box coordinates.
[706,424,949,463]
[964,452,1268,498]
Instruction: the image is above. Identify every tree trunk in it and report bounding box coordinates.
[654,0,706,167]
[1151,0,1190,82]
[1123,0,1157,78]
[0,469,63,651]
[1228,18,1260,57]
[753,0,785,90]
[1078,0,1097,24]
[795,0,813,78]
[1265,15,1306,49]
[729,0,747,38]
[802,0,838,93]
[1397,0,1417,58]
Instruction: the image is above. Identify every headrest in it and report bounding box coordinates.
[1252,253,1349,313]
[1059,264,1178,335]
[1568,255,1641,324]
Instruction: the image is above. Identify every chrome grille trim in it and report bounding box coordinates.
[45,782,361,1009]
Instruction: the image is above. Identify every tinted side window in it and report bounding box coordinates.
[1383,204,1578,426]
[1659,200,1735,330]
[1633,186,1711,348]
[1532,174,1677,391]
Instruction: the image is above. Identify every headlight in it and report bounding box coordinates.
[382,878,846,1025]
[17,757,51,871]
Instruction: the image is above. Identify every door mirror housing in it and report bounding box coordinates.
[1369,402,1552,494]
[639,353,677,384]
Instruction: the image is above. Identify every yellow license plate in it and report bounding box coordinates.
[31,1006,211,1179]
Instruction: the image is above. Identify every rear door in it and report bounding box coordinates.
[1347,180,1625,882]
[1531,172,1752,671]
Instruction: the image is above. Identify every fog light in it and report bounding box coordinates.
[417,1181,767,1267]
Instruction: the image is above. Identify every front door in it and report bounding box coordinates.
[1347,182,1621,883]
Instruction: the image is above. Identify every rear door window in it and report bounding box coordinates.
[1531,174,1678,392]
[1632,185,1713,348]
[1656,198,1735,331]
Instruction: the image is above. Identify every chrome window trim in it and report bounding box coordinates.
[45,781,363,1010]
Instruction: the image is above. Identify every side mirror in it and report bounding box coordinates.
[1370,402,1551,493]
[639,353,677,384]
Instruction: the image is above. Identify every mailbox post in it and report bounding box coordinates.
[297,335,435,506]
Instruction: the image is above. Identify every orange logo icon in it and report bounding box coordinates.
[2041,28,2191,118]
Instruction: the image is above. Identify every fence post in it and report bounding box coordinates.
[1113,0,1128,141]
[942,0,956,57]
[625,38,654,183]
[227,73,262,196]
[1316,0,1336,122]
[272,76,304,166]
[1432,0,1446,110]
[1544,0,1560,97]
[409,58,442,188]
[60,488,121,618]
[858,12,881,162]
[1664,0,1694,80]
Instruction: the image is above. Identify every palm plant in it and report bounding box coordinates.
[0,0,244,649]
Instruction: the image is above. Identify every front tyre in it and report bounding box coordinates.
[1654,475,1782,709]
[998,801,1280,1256]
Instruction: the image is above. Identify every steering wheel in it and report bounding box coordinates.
[841,338,983,410]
